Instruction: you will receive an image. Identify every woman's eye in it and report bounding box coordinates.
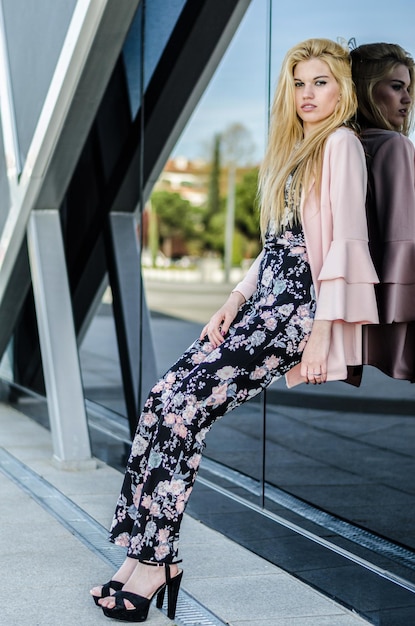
[294,81,303,88]
[315,80,327,86]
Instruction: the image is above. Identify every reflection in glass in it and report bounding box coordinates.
[263,12,415,556]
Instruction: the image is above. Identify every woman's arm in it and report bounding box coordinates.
[300,130,377,383]
[232,250,264,301]
[200,250,264,347]
[313,130,379,324]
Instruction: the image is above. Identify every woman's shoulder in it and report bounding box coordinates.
[326,126,362,150]
[323,127,364,163]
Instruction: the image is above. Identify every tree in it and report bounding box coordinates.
[198,166,261,262]
[150,191,203,258]
[206,134,221,220]
[221,123,256,167]
[221,123,256,279]
[233,168,261,263]
[235,168,260,240]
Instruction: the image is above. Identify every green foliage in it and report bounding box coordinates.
[202,203,226,254]
[235,169,260,238]
[199,167,261,261]
[233,168,261,261]
[206,134,221,221]
[150,162,261,263]
[151,191,202,240]
[203,134,222,252]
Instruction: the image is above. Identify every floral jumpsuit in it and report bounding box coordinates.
[109,216,316,563]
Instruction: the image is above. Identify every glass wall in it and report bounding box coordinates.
[140,0,415,587]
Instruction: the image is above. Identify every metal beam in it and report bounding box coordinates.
[106,212,157,436]
[27,210,94,468]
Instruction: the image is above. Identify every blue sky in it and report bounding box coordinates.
[173,0,415,162]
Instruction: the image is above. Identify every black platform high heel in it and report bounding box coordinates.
[91,580,124,606]
[156,563,183,619]
[102,562,183,622]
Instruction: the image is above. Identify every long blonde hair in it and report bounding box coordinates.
[350,43,415,135]
[258,38,357,238]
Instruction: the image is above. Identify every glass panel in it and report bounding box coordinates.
[0,124,10,234]
[144,0,269,504]
[123,0,187,119]
[173,1,268,163]
[263,0,415,558]
[79,295,127,417]
[144,0,187,88]
[1,0,77,166]
[122,4,142,120]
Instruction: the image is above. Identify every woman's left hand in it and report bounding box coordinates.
[200,291,245,348]
[300,320,332,384]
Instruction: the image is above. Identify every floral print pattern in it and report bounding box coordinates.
[109,220,316,562]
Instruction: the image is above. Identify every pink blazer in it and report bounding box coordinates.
[233,127,379,387]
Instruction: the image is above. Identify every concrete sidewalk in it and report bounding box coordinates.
[0,402,371,626]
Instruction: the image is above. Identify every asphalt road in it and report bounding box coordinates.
[143,276,233,324]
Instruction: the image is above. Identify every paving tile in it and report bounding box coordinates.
[183,573,357,622]
[0,404,371,626]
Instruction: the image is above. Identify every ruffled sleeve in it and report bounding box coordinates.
[316,239,379,322]
[318,239,380,284]
[312,129,379,324]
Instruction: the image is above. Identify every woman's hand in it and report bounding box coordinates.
[200,291,245,348]
[300,320,332,384]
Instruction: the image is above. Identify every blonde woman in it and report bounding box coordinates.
[92,38,378,622]
[351,43,415,380]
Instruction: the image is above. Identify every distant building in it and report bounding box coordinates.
[155,157,209,206]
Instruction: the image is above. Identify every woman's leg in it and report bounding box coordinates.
[96,231,315,611]
[110,292,314,562]
[99,298,313,609]
[106,327,244,553]
[90,337,212,601]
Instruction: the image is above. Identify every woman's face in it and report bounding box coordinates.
[373,64,411,130]
[294,58,341,137]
